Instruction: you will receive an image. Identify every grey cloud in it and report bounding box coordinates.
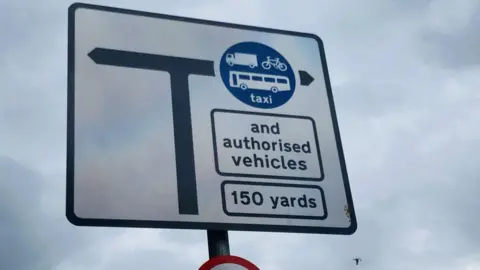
[420,3,480,68]
[103,249,195,270]
[0,157,47,270]
[0,157,124,269]
[1,0,480,269]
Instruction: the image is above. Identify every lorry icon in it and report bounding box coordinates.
[226,53,258,68]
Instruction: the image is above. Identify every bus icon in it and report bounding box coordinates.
[229,71,290,93]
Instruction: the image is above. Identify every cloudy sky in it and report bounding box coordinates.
[1,0,480,269]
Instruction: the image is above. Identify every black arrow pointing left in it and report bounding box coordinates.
[88,47,215,216]
[88,48,214,75]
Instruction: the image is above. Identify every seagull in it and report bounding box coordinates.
[353,258,362,265]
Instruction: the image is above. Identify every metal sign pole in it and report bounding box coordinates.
[207,230,230,258]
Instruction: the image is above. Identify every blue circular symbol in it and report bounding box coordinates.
[220,42,296,109]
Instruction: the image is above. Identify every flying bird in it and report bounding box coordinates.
[353,258,362,265]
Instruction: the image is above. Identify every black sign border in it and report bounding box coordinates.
[67,2,357,235]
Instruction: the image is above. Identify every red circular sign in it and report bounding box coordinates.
[199,255,260,270]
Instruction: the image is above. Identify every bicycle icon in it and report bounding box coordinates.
[261,56,287,71]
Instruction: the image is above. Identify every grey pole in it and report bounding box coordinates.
[207,230,230,258]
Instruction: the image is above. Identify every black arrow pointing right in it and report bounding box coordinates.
[299,70,314,86]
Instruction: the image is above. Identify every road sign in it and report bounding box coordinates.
[66,2,357,235]
[199,255,260,270]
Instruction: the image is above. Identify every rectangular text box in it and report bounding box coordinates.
[221,181,327,219]
[211,109,324,181]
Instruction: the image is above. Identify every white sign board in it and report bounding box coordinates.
[67,2,357,234]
